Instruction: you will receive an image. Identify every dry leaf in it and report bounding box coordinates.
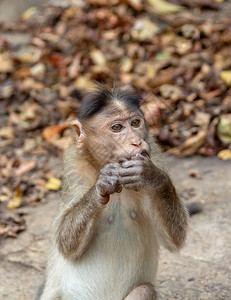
[120,57,133,73]
[31,63,46,80]
[15,160,36,176]
[180,130,207,156]
[0,53,14,73]
[0,81,14,98]
[220,71,231,86]
[14,67,31,79]
[20,78,44,91]
[21,6,37,20]
[90,49,107,65]
[42,123,69,142]
[181,24,200,40]
[217,114,231,144]
[127,0,143,10]
[218,149,231,160]
[0,127,15,139]
[0,205,26,237]
[175,39,192,55]
[148,0,184,14]
[57,100,79,117]
[0,186,12,202]
[194,112,210,128]
[141,102,161,127]
[0,139,14,148]
[131,19,159,41]
[7,187,23,209]
[73,76,93,89]
[14,46,41,64]
[68,54,81,79]
[49,135,73,150]
[43,123,73,149]
[159,84,184,101]
[45,178,62,191]
[0,195,10,202]
[23,138,37,153]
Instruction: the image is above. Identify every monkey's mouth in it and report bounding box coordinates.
[139,150,150,158]
[125,150,150,161]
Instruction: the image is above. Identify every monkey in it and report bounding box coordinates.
[40,84,188,300]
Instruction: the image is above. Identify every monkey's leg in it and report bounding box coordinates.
[40,283,61,300]
[124,283,158,300]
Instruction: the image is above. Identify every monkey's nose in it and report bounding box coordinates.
[131,140,142,147]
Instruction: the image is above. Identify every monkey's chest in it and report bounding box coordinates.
[61,199,158,300]
[97,197,155,252]
[100,202,139,233]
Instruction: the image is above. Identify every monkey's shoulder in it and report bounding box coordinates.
[63,146,98,186]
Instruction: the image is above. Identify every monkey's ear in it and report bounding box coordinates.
[69,119,85,149]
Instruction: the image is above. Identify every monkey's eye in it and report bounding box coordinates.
[110,124,123,132]
[131,119,141,127]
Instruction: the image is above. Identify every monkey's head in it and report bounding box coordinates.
[71,84,150,168]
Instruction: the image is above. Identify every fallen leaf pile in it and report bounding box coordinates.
[0,204,26,238]
[0,0,231,237]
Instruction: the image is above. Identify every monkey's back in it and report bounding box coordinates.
[51,192,159,300]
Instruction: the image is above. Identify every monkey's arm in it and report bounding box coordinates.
[149,168,188,251]
[53,147,121,261]
[149,138,188,251]
[53,186,104,261]
[119,154,188,251]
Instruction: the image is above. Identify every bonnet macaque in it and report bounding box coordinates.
[40,84,188,300]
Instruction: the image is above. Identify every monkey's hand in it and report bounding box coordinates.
[119,154,160,191]
[95,163,122,203]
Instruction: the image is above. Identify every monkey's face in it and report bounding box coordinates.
[83,109,150,167]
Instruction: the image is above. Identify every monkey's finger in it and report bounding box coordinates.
[121,160,142,169]
[104,170,120,177]
[118,158,128,164]
[104,163,121,171]
[119,168,141,177]
[115,184,122,193]
[119,176,140,185]
[100,167,120,178]
[123,183,141,191]
[111,162,121,168]
[136,153,149,161]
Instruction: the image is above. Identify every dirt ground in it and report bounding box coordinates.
[0,155,231,300]
[0,1,231,299]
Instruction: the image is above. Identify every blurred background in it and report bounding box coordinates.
[0,0,231,299]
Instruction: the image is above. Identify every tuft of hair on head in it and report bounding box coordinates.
[76,83,142,121]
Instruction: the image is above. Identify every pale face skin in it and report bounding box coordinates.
[72,105,155,203]
[82,109,150,168]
